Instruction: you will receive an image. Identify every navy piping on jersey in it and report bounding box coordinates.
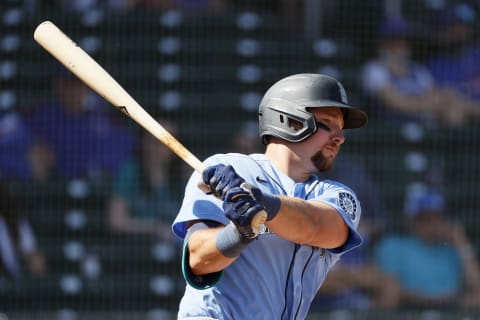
[292,181,318,319]
[281,243,299,320]
[253,156,323,319]
[294,247,315,319]
[280,180,319,320]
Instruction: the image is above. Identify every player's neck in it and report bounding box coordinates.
[265,143,310,183]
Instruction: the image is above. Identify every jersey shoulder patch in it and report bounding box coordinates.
[338,191,358,221]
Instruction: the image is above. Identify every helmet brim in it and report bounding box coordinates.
[303,100,368,129]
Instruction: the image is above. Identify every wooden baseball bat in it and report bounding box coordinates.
[33,21,267,231]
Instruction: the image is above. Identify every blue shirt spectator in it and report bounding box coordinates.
[362,17,480,128]
[374,187,480,309]
[26,71,135,180]
[426,3,480,101]
[375,235,461,297]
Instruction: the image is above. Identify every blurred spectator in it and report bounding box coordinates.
[426,2,480,102]
[361,16,480,128]
[229,120,263,154]
[25,67,135,182]
[106,119,181,242]
[0,111,34,181]
[0,185,46,278]
[0,109,55,183]
[312,154,401,311]
[314,263,401,311]
[374,186,480,310]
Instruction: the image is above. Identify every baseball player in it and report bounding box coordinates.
[172,73,368,320]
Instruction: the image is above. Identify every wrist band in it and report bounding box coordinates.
[251,188,281,221]
[216,223,253,258]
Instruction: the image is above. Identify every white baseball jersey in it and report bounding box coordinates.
[172,153,362,320]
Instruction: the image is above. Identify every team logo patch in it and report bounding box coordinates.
[337,82,348,104]
[338,192,357,220]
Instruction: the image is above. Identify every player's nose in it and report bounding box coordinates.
[331,128,345,145]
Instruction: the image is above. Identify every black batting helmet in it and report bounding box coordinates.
[258,73,368,144]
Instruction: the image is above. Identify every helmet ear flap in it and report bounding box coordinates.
[259,102,317,144]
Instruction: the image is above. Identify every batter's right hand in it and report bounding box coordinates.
[202,164,245,200]
[223,187,264,238]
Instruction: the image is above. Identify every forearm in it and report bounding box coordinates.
[318,266,353,294]
[187,226,237,275]
[265,196,348,248]
[108,198,159,235]
[402,290,456,307]
[24,251,46,275]
[458,245,480,293]
[378,87,442,113]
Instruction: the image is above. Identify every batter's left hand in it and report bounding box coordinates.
[202,164,245,200]
[223,187,264,238]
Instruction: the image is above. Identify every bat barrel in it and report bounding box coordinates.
[33,20,205,174]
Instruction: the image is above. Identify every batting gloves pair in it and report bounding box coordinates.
[202,164,281,238]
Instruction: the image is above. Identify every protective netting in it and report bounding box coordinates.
[1,1,480,319]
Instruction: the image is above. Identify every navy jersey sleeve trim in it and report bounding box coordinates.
[181,241,223,290]
[328,227,362,254]
[181,221,224,289]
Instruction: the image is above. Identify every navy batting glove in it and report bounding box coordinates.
[202,164,245,200]
[250,187,281,221]
[223,187,264,238]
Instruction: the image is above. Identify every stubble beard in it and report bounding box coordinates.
[311,149,335,172]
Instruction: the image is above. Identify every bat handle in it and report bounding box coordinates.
[239,183,267,234]
[196,181,267,235]
[250,210,267,237]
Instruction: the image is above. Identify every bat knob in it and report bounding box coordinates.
[252,210,267,228]
[197,181,212,194]
[251,210,267,238]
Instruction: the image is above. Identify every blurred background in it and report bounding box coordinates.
[1,0,480,319]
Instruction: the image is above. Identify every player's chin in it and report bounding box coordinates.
[311,152,335,172]
[316,160,334,172]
